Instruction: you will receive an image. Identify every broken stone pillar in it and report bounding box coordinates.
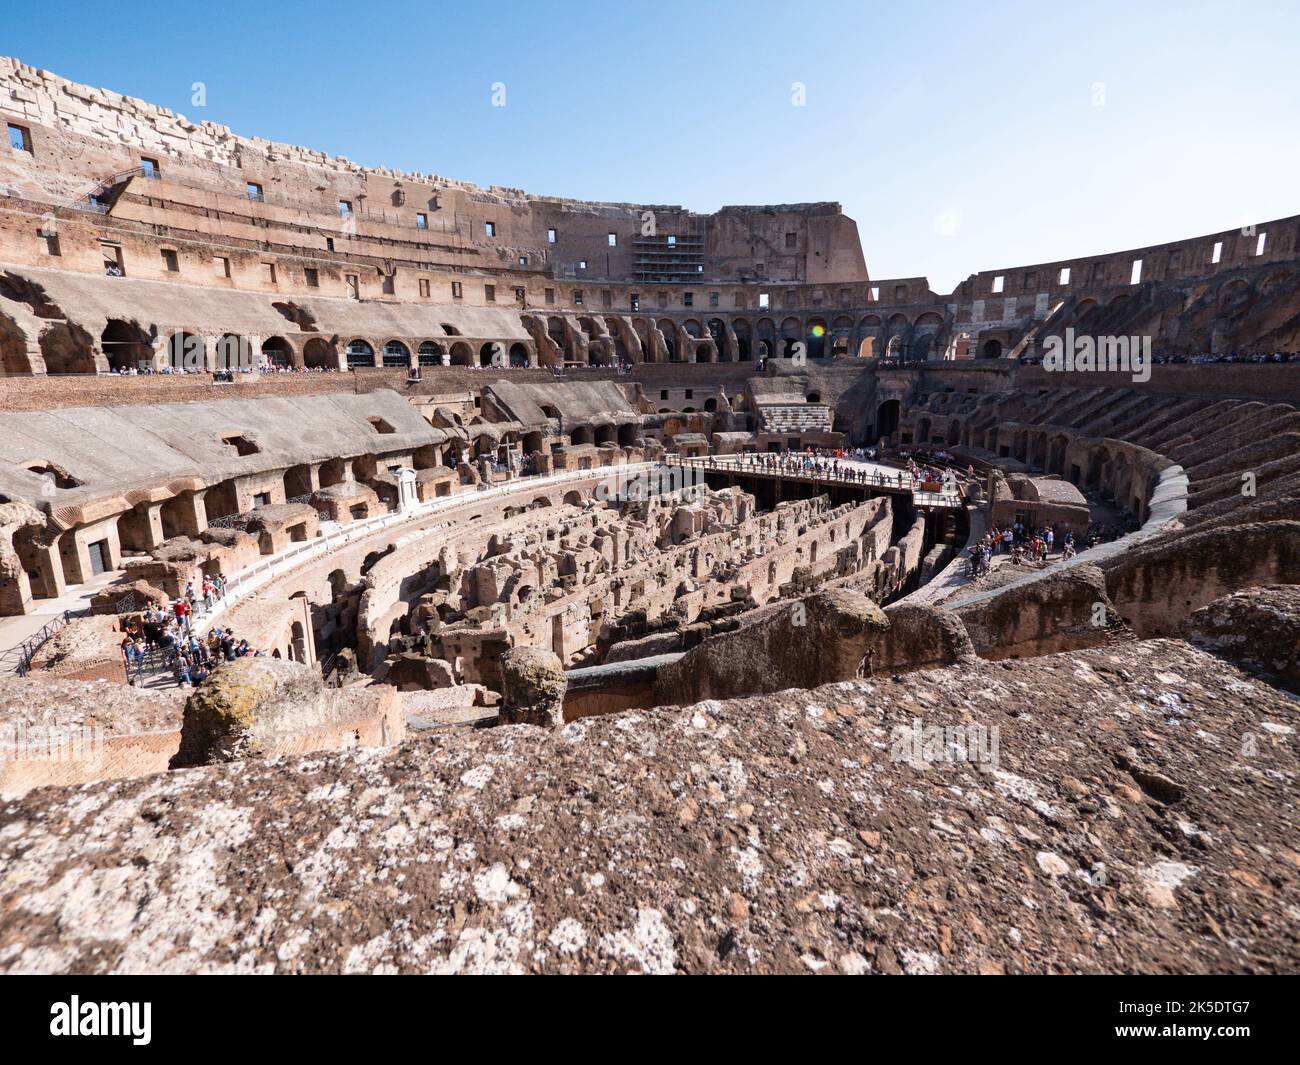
[498,646,567,728]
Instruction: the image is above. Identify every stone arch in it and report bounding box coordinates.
[262,335,295,368]
[303,337,337,369]
[346,338,375,368]
[449,341,474,366]
[876,399,900,441]
[168,330,204,371]
[806,316,828,359]
[731,318,752,360]
[508,342,530,367]
[0,312,35,374]
[418,340,444,366]
[100,319,151,373]
[980,338,1003,359]
[39,322,98,374]
[382,340,411,368]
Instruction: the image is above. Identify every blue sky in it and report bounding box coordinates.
[4,0,1298,292]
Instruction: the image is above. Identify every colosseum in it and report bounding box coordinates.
[0,53,1296,979]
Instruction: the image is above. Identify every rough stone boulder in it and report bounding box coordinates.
[173,657,403,766]
[876,603,977,675]
[174,658,328,765]
[1185,584,1300,693]
[952,563,1118,660]
[498,646,567,728]
[654,588,889,705]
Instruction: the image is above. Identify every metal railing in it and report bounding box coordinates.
[10,609,86,677]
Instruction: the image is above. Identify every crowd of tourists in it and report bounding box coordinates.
[688,445,968,496]
[118,575,269,687]
[1153,351,1297,364]
[967,522,1074,577]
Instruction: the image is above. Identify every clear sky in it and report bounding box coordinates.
[4,0,1298,292]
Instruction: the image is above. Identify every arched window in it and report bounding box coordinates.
[346,339,375,368]
[382,340,410,368]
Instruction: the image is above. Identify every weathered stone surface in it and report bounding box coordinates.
[498,646,566,728]
[173,657,328,765]
[876,603,977,674]
[1186,584,1300,693]
[654,589,889,705]
[0,640,1294,974]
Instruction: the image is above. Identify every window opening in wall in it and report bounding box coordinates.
[7,123,32,153]
[991,275,1004,294]
[452,281,463,299]
[214,255,230,277]
[1130,259,1143,285]
[485,284,496,302]
[326,237,334,252]
[101,241,124,277]
[573,290,583,306]
[346,274,359,300]
[607,233,617,246]
[1058,267,1070,285]
[161,249,179,272]
[338,200,352,218]
[684,292,694,307]
[630,293,639,311]
[42,232,60,256]
[1211,241,1223,264]
[416,213,428,229]
[758,292,770,309]
[306,268,319,288]
[140,157,160,178]
[1256,232,1268,255]
[485,221,496,237]
[547,228,557,243]
[246,182,263,201]
[418,278,430,298]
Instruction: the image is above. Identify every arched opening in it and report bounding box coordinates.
[1,313,36,374]
[876,400,900,441]
[39,322,98,374]
[449,342,474,366]
[168,331,203,371]
[570,425,593,445]
[346,339,375,368]
[508,342,529,367]
[418,341,444,366]
[703,398,718,413]
[731,319,752,361]
[262,336,294,368]
[706,318,728,360]
[657,319,678,362]
[303,337,336,369]
[382,340,410,368]
[980,339,1003,359]
[780,317,802,358]
[479,342,500,367]
[806,317,827,359]
[98,321,148,374]
[215,334,250,371]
